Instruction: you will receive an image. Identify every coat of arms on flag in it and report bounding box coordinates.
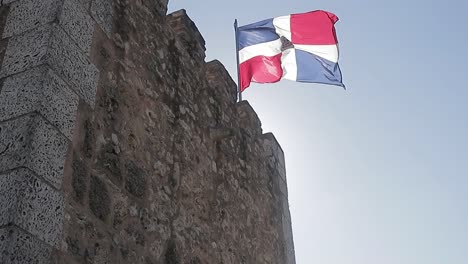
[235,10,344,92]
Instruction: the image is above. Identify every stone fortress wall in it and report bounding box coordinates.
[0,0,295,263]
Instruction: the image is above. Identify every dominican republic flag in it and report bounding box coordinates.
[237,10,344,91]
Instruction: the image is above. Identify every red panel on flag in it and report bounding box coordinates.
[239,54,283,91]
[290,10,339,45]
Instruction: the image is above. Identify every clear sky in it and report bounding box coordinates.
[168,1,468,263]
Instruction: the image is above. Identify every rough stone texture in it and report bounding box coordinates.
[2,0,61,38]
[0,168,64,247]
[0,0,99,263]
[0,0,296,263]
[51,1,295,263]
[0,23,98,105]
[263,133,296,264]
[91,0,113,35]
[0,226,53,264]
[71,155,88,204]
[0,5,10,37]
[79,0,92,10]
[0,66,79,139]
[125,160,147,198]
[47,24,99,105]
[0,114,69,189]
[2,0,95,53]
[0,24,52,78]
[167,9,205,61]
[2,0,20,5]
[89,175,111,221]
[59,0,96,55]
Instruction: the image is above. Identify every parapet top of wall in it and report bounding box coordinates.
[165,10,274,152]
[205,59,238,104]
[167,9,206,60]
[237,100,263,137]
[262,132,285,157]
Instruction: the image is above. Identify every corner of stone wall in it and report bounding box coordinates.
[261,132,296,264]
[0,0,113,262]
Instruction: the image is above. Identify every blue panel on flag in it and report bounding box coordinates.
[295,49,344,87]
[238,18,279,50]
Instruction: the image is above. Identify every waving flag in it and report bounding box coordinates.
[237,10,344,91]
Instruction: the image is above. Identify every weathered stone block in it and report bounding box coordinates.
[0,66,79,139]
[0,115,33,170]
[2,0,61,38]
[97,142,123,183]
[71,155,88,204]
[125,161,147,198]
[0,114,69,188]
[0,24,98,105]
[0,24,52,78]
[28,116,70,188]
[0,169,64,247]
[59,0,95,55]
[3,0,95,54]
[0,226,53,264]
[39,68,79,139]
[48,24,99,105]
[0,67,43,121]
[78,0,91,10]
[91,0,113,35]
[2,0,21,5]
[89,175,111,221]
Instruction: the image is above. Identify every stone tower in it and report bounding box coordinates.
[0,0,295,263]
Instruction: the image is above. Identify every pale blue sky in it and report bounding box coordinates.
[168,1,468,264]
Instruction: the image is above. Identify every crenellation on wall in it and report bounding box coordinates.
[205,59,238,105]
[237,100,263,137]
[167,9,206,61]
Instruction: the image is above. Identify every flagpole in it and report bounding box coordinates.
[234,19,242,102]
